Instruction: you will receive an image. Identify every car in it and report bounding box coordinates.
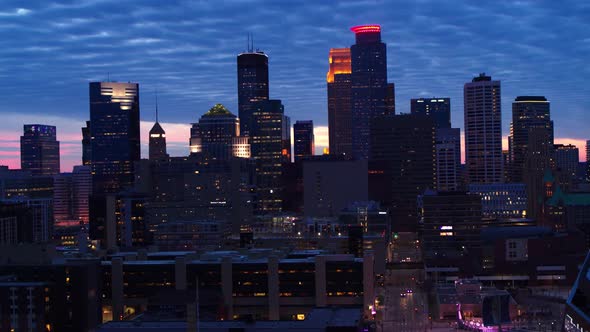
[400,293,407,298]
[406,289,413,294]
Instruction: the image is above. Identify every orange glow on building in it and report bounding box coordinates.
[326,48,351,83]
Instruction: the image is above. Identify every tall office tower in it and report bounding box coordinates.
[282,115,291,162]
[554,144,579,178]
[327,48,352,157]
[149,122,167,160]
[436,128,461,191]
[190,104,250,159]
[508,96,553,182]
[410,97,451,129]
[250,100,289,213]
[89,82,140,194]
[350,25,390,159]
[524,127,553,220]
[293,120,314,162]
[370,114,436,231]
[53,165,91,225]
[385,83,396,114]
[20,124,60,175]
[81,121,91,165]
[464,73,502,183]
[237,50,269,137]
[72,165,91,224]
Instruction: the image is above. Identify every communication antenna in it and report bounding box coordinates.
[155,89,159,123]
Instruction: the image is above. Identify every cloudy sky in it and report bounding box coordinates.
[0,0,588,172]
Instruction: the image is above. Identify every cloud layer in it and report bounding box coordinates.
[0,0,589,170]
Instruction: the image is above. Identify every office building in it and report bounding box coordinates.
[468,183,527,219]
[327,48,352,157]
[250,100,290,213]
[369,114,436,231]
[350,25,391,159]
[411,97,451,129]
[190,104,250,159]
[82,121,91,166]
[89,82,140,194]
[422,191,482,261]
[554,144,579,179]
[436,128,461,192]
[508,96,553,183]
[293,120,314,162]
[149,121,167,160]
[464,73,502,183]
[303,156,368,217]
[20,124,60,175]
[237,50,269,137]
[587,140,590,182]
[54,166,92,225]
[134,154,254,235]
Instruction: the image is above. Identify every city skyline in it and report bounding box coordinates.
[0,0,589,171]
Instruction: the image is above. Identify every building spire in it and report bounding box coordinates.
[155,89,159,123]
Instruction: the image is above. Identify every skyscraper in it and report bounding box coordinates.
[508,96,553,183]
[237,51,269,137]
[410,98,451,129]
[327,48,352,157]
[554,144,579,179]
[293,120,314,162]
[350,25,390,159]
[370,114,436,231]
[89,82,140,194]
[464,73,502,184]
[82,121,91,166]
[250,100,289,213]
[20,124,60,175]
[54,165,92,225]
[190,104,250,159]
[587,140,590,182]
[436,128,461,191]
[149,122,167,160]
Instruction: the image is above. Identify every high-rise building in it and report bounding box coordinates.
[190,104,250,159]
[293,120,314,162]
[327,48,352,157]
[20,124,60,175]
[508,96,553,183]
[524,127,554,219]
[89,82,140,194]
[411,98,451,129]
[250,100,289,213]
[149,104,167,160]
[54,165,92,225]
[554,144,579,179]
[237,51,269,137]
[370,114,436,231]
[468,183,527,219]
[350,25,391,159]
[82,121,91,166]
[436,128,461,191]
[587,140,590,182]
[464,73,502,183]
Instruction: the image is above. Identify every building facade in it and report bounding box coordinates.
[350,25,391,160]
[237,51,269,137]
[293,120,314,163]
[327,48,352,157]
[411,97,451,129]
[464,73,502,184]
[20,124,60,175]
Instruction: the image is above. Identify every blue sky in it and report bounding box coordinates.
[0,0,589,170]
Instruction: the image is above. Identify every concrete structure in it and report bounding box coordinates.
[464,73,503,184]
[554,143,579,180]
[54,165,91,225]
[436,128,461,191]
[411,97,451,129]
[293,120,314,163]
[303,157,368,217]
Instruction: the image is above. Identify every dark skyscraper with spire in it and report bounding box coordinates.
[237,38,269,137]
[20,124,60,175]
[149,100,167,161]
[350,25,391,160]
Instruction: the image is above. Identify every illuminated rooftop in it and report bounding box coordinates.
[326,48,351,83]
[350,25,381,34]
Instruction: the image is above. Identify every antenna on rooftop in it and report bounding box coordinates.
[155,89,159,123]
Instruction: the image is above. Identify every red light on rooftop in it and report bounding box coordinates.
[350,25,381,34]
